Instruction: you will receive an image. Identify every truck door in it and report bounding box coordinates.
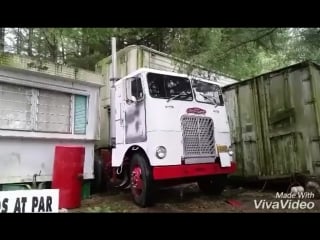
[124,75,147,144]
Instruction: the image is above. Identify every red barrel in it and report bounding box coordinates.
[52,145,85,209]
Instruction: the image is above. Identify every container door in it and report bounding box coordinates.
[237,83,261,176]
[307,65,320,175]
[260,70,306,176]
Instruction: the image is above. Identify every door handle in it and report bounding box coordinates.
[165,105,174,109]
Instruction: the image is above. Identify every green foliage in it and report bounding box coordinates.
[3,28,320,80]
[169,28,292,79]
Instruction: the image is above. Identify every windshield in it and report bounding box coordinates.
[191,79,224,106]
[147,73,193,101]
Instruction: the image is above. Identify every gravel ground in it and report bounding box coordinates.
[68,184,320,213]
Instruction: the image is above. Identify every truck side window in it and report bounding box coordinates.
[131,77,143,101]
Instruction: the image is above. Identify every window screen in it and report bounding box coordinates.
[0,83,33,130]
[37,89,71,133]
[0,81,88,135]
[74,95,87,134]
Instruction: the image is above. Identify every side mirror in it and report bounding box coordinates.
[126,77,144,103]
[126,78,136,102]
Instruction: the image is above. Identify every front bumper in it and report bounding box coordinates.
[152,162,236,180]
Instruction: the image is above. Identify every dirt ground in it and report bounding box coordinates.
[68,184,320,213]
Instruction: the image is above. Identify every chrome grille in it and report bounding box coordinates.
[181,115,215,157]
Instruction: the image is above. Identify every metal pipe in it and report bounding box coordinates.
[111,37,117,83]
[109,37,117,148]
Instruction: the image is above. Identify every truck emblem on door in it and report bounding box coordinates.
[186,107,206,115]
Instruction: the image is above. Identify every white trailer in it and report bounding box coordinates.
[0,54,103,187]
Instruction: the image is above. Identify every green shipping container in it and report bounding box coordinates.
[223,61,320,179]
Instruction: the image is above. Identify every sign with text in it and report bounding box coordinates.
[0,189,59,213]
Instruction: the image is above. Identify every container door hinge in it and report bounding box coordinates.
[304,98,315,105]
[312,161,320,167]
[311,136,320,142]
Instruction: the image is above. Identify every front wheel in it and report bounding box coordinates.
[130,154,154,207]
[197,174,228,195]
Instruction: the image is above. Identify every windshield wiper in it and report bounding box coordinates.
[167,91,188,102]
[199,93,218,107]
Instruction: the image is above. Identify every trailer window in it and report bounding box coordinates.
[192,79,224,106]
[0,83,33,130]
[74,95,88,134]
[0,82,88,134]
[37,89,71,133]
[147,72,193,101]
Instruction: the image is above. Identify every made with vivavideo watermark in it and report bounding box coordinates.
[254,186,316,210]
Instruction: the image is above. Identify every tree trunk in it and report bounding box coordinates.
[37,29,42,57]
[51,34,58,62]
[81,28,89,57]
[28,28,33,56]
[0,28,4,53]
[157,29,164,52]
[59,29,66,64]
[16,28,21,54]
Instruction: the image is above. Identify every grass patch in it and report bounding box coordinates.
[85,201,137,212]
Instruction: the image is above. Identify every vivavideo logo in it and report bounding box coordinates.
[254,188,316,210]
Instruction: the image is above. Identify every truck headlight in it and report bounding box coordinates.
[156,146,167,159]
[228,146,233,156]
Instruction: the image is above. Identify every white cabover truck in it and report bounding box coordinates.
[94,39,237,207]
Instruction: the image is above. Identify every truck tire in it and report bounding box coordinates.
[92,154,104,193]
[197,174,227,195]
[130,153,153,207]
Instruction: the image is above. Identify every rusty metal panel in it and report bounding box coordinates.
[224,88,242,173]
[224,61,320,179]
[263,67,312,176]
[263,70,298,176]
[236,81,263,176]
[308,64,320,175]
[224,80,264,177]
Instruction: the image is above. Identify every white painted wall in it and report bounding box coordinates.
[0,138,94,184]
[0,67,102,184]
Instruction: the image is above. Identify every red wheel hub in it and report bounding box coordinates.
[131,166,143,196]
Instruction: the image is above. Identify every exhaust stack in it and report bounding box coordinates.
[109,37,117,148]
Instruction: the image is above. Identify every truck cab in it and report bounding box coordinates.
[110,68,236,207]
